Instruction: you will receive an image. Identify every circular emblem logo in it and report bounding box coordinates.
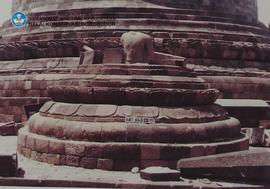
[11,11,27,27]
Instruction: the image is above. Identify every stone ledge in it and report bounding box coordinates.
[18,127,249,171]
[28,113,241,143]
[1,31,270,62]
[177,149,270,182]
[140,167,180,181]
[39,102,228,123]
[202,76,270,100]
[0,135,261,188]
[48,86,219,106]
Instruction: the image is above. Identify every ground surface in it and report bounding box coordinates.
[0,136,269,188]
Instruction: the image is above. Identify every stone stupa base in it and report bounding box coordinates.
[18,102,249,171]
[16,60,249,171]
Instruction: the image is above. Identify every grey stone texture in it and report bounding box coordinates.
[140,167,180,181]
[79,46,94,65]
[0,153,17,177]
[18,126,249,171]
[177,149,270,182]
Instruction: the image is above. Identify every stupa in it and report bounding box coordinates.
[17,31,249,170]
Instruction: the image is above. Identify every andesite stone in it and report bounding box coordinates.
[0,153,18,177]
[0,1,267,115]
[17,31,249,171]
[79,45,94,65]
[243,128,266,146]
[215,99,270,128]
[140,167,181,181]
[177,149,270,181]
[0,122,16,136]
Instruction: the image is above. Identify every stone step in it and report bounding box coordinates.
[0,153,18,177]
[202,76,270,100]
[30,103,239,143]
[18,127,249,171]
[177,148,270,182]
[1,35,270,62]
[215,99,270,128]
[48,86,219,106]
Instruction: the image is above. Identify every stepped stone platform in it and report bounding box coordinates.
[0,136,267,188]
[0,0,268,124]
[0,0,269,107]
[17,55,249,170]
[0,0,268,186]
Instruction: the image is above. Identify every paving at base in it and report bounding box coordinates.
[0,136,270,188]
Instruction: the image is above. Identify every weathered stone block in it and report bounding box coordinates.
[140,167,180,181]
[97,159,114,171]
[79,45,94,65]
[80,157,97,169]
[84,144,101,158]
[0,122,16,136]
[12,90,21,97]
[204,145,217,155]
[31,151,48,162]
[245,128,265,146]
[22,148,31,158]
[100,125,126,142]
[65,143,85,156]
[190,145,205,157]
[47,154,61,165]
[121,144,141,160]
[49,141,65,154]
[177,149,270,181]
[25,136,35,150]
[60,155,66,165]
[65,155,80,167]
[35,138,49,153]
[140,144,160,160]
[40,153,48,163]
[101,144,123,159]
